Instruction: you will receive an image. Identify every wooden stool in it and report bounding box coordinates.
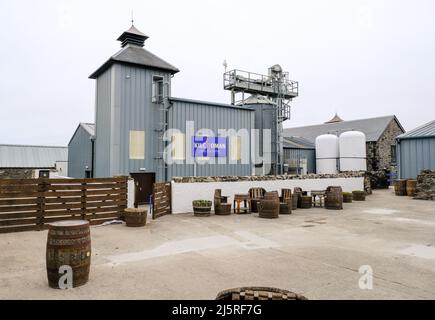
[233,194,251,214]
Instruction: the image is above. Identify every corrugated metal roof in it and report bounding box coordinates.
[0,144,68,168]
[283,115,403,142]
[80,123,95,136]
[397,119,435,139]
[169,97,255,111]
[283,136,315,149]
[89,44,179,79]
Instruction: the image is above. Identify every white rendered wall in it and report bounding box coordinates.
[171,177,364,214]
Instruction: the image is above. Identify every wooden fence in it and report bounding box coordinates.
[152,182,171,219]
[0,177,128,233]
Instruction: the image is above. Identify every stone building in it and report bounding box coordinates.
[283,114,405,176]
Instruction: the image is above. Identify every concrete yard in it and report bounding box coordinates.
[1,188,434,300]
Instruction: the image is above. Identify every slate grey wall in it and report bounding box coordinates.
[398,137,435,179]
[68,126,93,178]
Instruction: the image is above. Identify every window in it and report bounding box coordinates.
[391,145,397,164]
[152,75,164,102]
[85,170,92,178]
[129,130,145,160]
[39,170,50,178]
[230,136,241,161]
[171,133,185,160]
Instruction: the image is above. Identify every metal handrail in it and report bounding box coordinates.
[224,69,298,95]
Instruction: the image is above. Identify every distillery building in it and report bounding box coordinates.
[68,23,299,201]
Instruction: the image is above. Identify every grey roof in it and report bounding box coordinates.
[89,44,179,79]
[169,97,255,111]
[68,123,95,146]
[397,119,435,140]
[117,25,148,40]
[283,115,404,142]
[80,123,95,136]
[0,144,68,168]
[283,136,315,149]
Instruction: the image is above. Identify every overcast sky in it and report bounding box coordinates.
[0,0,434,146]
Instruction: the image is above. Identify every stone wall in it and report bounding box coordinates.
[172,171,366,183]
[376,119,404,171]
[0,169,34,179]
[414,170,435,200]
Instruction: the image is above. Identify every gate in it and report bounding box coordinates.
[0,177,128,233]
[152,182,171,219]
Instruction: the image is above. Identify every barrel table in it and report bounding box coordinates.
[259,191,280,219]
[325,186,343,210]
[300,196,312,209]
[46,220,91,289]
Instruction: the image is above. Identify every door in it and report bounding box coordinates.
[130,173,156,206]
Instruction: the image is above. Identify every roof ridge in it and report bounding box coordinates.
[0,144,67,148]
[397,119,435,138]
[285,115,395,130]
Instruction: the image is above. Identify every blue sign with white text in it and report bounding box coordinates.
[192,136,227,157]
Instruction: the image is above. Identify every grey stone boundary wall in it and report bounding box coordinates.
[172,171,366,183]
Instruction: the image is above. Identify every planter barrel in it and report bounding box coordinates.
[124,208,147,227]
[352,190,366,201]
[193,200,212,217]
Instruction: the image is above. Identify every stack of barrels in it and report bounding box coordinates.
[259,191,280,219]
[325,186,343,210]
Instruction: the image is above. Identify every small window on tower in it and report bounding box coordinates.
[152,75,164,102]
[391,145,397,164]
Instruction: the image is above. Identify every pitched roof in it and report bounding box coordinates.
[68,123,95,146]
[80,123,95,136]
[397,119,435,140]
[0,144,68,168]
[325,113,344,124]
[89,44,179,79]
[283,115,404,142]
[283,136,315,149]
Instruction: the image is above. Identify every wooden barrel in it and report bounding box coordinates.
[291,195,298,210]
[124,208,147,227]
[406,179,417,197]
[325,186,343,210]
[394,179,407,196]
[300,196,312,209]
[259,192,279,219]
[294,188,303,208]
[46,220,91,289]
[279,196,292,215]
[216,286,308,300]
[352,190,366,201]
[342,192,353,203]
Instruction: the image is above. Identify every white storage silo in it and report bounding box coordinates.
[315,134,339,174]
[339,131,367,171]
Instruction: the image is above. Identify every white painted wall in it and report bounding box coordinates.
[171,177,364,213]
[127,177,135,208]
